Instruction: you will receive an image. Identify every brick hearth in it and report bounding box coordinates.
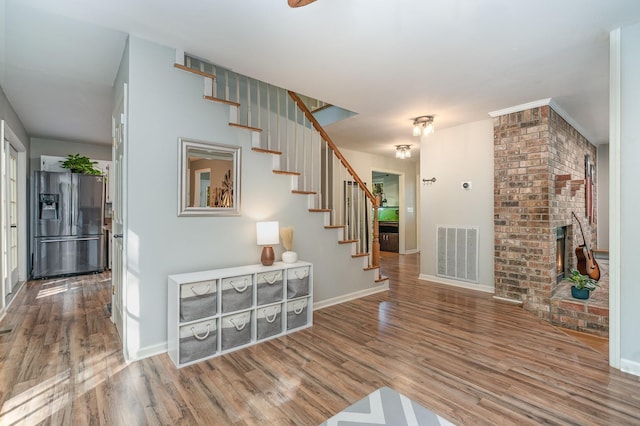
[551,260,609,336]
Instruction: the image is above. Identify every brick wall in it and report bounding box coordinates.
[493,105,597,320]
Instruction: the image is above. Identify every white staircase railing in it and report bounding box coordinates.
[178,54,380,272]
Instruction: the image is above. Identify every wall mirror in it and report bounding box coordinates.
[178,138,241,216]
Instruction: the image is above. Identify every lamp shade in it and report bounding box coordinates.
[256,221,279,245]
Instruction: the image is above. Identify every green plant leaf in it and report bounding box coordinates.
[60,154,103,175]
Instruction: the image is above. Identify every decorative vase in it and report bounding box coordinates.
[571,286,590,300]
[282,251,298,263]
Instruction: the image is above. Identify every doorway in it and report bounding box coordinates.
[111,84,128,358]
[372,171,402,253]
[1,121,27,311]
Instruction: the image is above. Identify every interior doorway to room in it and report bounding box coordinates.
[372,171,401,253]
[5,143,18,295]
[1,121,27,310]
[111,84,127,352]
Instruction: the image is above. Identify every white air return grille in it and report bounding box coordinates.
[436,225,479,283]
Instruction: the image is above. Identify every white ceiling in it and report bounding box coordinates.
[2,0,640,158]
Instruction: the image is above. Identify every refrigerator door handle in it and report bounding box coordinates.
[71,181,77,232]
[41,237,102,243]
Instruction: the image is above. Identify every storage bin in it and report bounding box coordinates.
[256,271,283,306]
[287,298,309,330]
[221,275,253,313]
[221,311,252,351]
[179,319,217,364]
[287,267,310,299]
[256,304,283,340]
[179,280,217,322]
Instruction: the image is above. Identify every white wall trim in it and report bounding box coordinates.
[488,98,552,117]
[403,249,419,255]
[620,358,640,377]
[314,282,389,310]
[129,342,168,362]
[418,274,494,293]
[548,99,596,144]
[608,27,621,370]
[488,98,595,144]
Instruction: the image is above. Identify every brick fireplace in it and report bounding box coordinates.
[493,104,601,330]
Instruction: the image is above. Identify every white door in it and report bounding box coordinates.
[112,84,127,349]
[6,144,18,292]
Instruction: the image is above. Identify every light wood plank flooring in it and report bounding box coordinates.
[1,253,639,425]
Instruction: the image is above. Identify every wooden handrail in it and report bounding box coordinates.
[288,91,380,272]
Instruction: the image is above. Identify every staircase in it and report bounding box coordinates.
[174,52,387,289]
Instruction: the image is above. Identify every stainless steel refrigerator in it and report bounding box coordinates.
[32,171,105,278]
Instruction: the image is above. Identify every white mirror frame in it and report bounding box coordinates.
[178,137,241,216]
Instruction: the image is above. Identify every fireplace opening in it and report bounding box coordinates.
[556,226,568,283]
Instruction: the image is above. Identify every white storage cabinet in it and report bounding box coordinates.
[168,261,312,368]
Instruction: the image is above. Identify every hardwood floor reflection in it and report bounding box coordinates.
[1,255,639,425]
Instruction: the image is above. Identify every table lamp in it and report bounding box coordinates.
[256,221,279,266]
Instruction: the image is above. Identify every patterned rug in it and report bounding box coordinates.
[319,387,455,426]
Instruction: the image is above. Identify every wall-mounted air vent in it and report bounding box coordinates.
[436,225,479,283]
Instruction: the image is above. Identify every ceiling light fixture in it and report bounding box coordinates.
[412,115,435,137]
[395,145,412,159]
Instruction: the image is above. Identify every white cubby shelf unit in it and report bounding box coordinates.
[168,261,312,368]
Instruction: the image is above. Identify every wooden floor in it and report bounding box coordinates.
[1,253,639,425]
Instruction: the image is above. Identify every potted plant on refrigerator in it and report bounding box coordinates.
[60,154,103,175]
[565,269,599,300]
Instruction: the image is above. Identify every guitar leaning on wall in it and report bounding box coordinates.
[572,211,600,281]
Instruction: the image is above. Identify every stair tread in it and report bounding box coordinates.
[174,63,216,79]
[352,253,368,258]
[292,190,317,195]
[375,276,389,283]
[338,239,358,244]
[252,147,282,155]
[325,225,346,229]
[204,95,240,107]
[309,208,331,212]
[229,122,262,132]
[273,170,301,176]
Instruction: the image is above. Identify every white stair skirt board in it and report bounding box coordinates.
[436,225,479,283]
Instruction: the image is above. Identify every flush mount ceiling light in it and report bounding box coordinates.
[395,144,412,159]
[412,115,435,137]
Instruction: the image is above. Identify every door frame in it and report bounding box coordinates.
[111,83,129,359]
[193,168,211,207]
[371,169,406,253]
[0,121,27,313]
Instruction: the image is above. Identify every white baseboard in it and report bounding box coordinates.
[314,283,390,310]
[402,249,419,255]
[0,280,27,321]
[128,342,167,362]
[418,274,494,294]
[621,358,640,377]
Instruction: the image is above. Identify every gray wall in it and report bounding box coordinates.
[29,137,112,171]
[619,23,640,374]
[122,36,380,359]
[419,119,495,291]
[0,86,29,147]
